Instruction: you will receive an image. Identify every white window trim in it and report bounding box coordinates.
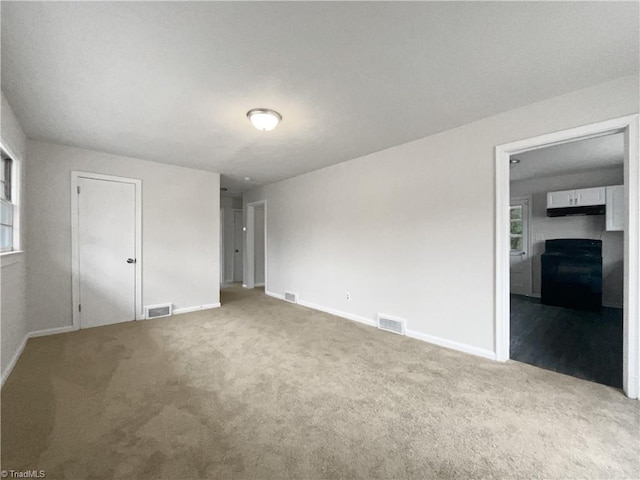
[509,198,530,257]
[509,205,525,256]
[1,250,24,267]
[0,139,22,256]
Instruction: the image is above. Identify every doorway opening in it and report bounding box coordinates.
[510,134,624,388]
[220,194,243,287]
[246,200,266,290]
[495,115,639,398]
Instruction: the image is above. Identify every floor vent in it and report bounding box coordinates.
[377,313,406,335]
[145,303,172,319]
[284,291,298,303]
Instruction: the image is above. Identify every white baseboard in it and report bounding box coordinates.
[268,291,496,361]
[172,303,221,315]
[2,325,79,388]
[242,284,248,288]
[1,302,222,388]
[296,299,377,328]
[405,329,497,361]
[1,334,28,388]
[265,290,285,300]
[298,301,496,360]
[29,326,76,338]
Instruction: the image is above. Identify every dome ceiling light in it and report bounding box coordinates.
[247,108,282,131]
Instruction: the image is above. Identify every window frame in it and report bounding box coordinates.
[509,198,530,257]
[509,205,525,255]
[0,142,22,255]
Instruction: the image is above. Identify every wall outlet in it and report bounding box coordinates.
[346,292,351,301]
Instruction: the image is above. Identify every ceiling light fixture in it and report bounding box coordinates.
[247,108,282,131]
[510,158,521,164]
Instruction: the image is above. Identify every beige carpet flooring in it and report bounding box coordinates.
[2,285,639,479]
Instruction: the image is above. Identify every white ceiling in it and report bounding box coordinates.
[510,133,624,182]
[1,2,638,194]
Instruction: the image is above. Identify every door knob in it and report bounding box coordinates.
[127,258,136,264]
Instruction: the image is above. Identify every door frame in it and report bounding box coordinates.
[232,208,243,282]
[71,171,143,329]
[245,199,267,290]
[219,207,225,284]
[495,114,640,399]
[509,195,532,296]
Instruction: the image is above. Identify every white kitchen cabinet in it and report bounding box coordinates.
[575,187,606,206]
[547,190,574,208]
[547,187,606,209]
[606,185,624,231]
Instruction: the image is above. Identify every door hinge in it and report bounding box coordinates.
[79,304,81,312]
[77,186,80,194]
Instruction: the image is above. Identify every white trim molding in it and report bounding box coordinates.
[245,199,267,291]
[29,326,75,338]
[495,114,640,399]
[0,300,223,387]
[296,298,377,328]
[172,303,221,315]
[1,335,27,388]
[71,171,143,329]
[219,207,225,284]
[272,293,495,360]
[1,326,76,388]
[405,329,497,361]
[0,139,24,254]
[265,290,284,300]
[1,250,25,268]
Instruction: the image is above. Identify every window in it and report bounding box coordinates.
[509,205,524,253]
[1,150,15,253]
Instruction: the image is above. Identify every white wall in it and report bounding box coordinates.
[26,140,220,332]
[220,196,242,284]
[244,74,639,357]
[1,90,28,383]
[254,205,265,285]
[511,167,624,307]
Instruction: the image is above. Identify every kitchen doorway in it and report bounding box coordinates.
[495,115,639,398]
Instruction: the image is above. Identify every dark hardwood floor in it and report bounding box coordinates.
[510,294,623,389]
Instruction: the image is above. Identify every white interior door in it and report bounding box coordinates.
[509,197,531,296]
[233,209,243,282]
[78,177,136,328]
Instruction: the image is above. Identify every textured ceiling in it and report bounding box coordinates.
[1,2,638,194]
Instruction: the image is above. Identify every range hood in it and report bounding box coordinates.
[547,204,605,217]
